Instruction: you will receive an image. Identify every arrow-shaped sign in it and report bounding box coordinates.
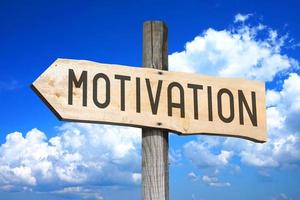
[32,58,267,142]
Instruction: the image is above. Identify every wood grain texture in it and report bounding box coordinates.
[142,21,169,200]
[31,58,266,142]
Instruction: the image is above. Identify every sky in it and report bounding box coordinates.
[0,0,300,200]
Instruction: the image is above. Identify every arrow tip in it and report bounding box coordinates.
[31,83,63,121]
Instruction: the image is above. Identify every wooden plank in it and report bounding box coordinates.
[31,56,266,142]
[142,21,169,200]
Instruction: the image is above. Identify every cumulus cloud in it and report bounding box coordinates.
[169,18,297,81]
[183,138,233,168]
[0,123,141,195]
[170,14,300,170]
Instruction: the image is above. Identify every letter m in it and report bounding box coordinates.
[68,69,87,106]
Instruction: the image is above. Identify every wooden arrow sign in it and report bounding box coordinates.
[32,58,267,142]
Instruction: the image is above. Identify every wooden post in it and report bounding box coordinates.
[142,21,169,200]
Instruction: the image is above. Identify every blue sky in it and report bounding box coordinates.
[1,0,300,200]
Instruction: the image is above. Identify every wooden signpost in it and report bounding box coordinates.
[31,58,266,142]
[32,21,267,200]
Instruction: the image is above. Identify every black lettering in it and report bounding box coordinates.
[68,69,87,106]
[238,90,257,126]
[136,77,141,113]
[207,86,213,121]
[93,73,110,108]
[115,74,131,111]
[217,88,234,123]
[168,82,185,118]
[146,79,163,115]
[187,83,203,119]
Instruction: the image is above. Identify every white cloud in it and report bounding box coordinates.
[53,186,104,200]
[0,123,141,193]
[187,170,230,187]
[183,138,233,168]
[169,20,297,81]
[169,148,182,165]
[267,107,285,131]
[240,150,278,167]
[202,175,230,187]
[237,132,300,168]
[188,172,199,181]
[234,13,252,23]
[279,73,300,131]
[132,173,141,184]
[266,90,281,107]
